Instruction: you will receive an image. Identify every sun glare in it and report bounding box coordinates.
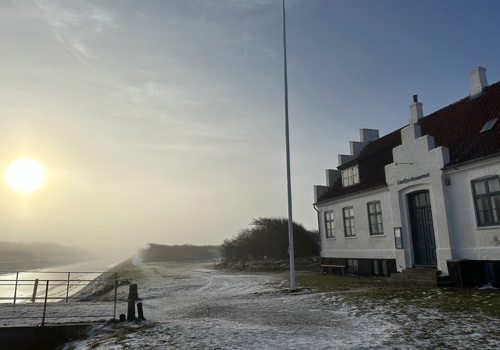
[5,158,46,192]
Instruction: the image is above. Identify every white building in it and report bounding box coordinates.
[314,67,500,286]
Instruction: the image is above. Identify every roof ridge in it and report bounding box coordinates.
[317,78,500,203]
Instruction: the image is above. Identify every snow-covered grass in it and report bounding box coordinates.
[58,262,500,349]
[296,273,500,349]
[296,273,500,315]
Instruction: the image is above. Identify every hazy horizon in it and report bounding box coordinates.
[2,1,500,258]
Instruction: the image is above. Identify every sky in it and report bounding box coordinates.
[1,0,500,257]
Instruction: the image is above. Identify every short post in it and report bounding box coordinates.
[128,284,139,300]
[13,272,19,305]
[41,280,49,326]
[31,279,39,303]
[127,283,139,321]
[127,300,135,321]
[137,302,145,320]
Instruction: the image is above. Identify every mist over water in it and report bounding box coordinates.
[0,258,120,303]
[0,240,132,274]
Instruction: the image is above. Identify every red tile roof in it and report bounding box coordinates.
[316,81,500,203]
[421,83,500,165]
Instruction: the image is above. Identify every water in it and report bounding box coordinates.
[0,259,120,304]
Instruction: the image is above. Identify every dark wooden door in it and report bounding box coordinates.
[409,191,437,266]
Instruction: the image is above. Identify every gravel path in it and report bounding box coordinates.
[66,261,394,349]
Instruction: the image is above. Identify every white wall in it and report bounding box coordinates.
[384,123,453,273]
[318,187,397,260]
[443,157,500,260]
[317,123,500,275]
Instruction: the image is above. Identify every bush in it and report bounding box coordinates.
[221,217,319,263]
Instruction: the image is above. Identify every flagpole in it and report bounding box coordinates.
[282,0,296,291]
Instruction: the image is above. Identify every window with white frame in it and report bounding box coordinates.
[472,176,500,226]
[367,201,384,235]
[324,210,335,238]
[341,165,359,187]
[343,206,356,237]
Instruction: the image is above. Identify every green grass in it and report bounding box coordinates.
[293,272,500,348]
[294,272,500,318]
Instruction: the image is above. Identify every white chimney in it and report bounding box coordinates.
[409,95,424,124]
[469,67,488,98]
[325,169,340,187]
[360,129,379,143]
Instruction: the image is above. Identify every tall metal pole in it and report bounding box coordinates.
[282,0,296,291]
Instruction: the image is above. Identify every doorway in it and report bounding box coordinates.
[408,191,437,266]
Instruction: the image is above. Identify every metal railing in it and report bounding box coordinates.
[0,271,119,326]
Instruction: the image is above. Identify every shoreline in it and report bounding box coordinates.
[0,258,92,274]
[73,257,138,302]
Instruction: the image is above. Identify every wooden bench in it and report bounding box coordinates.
[321,264,346,275]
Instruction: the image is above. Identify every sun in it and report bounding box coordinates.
[5,158,46,192]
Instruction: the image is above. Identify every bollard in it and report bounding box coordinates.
[128,284,139,300]
[137,302,145,320]
[31,279,39,303]
[127,300,136,321]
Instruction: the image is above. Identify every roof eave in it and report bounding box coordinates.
[443,151,500,170]
[314,184,388,206]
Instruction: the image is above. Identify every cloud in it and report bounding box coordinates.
[186,0,278,63]
[33,0,116,65]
